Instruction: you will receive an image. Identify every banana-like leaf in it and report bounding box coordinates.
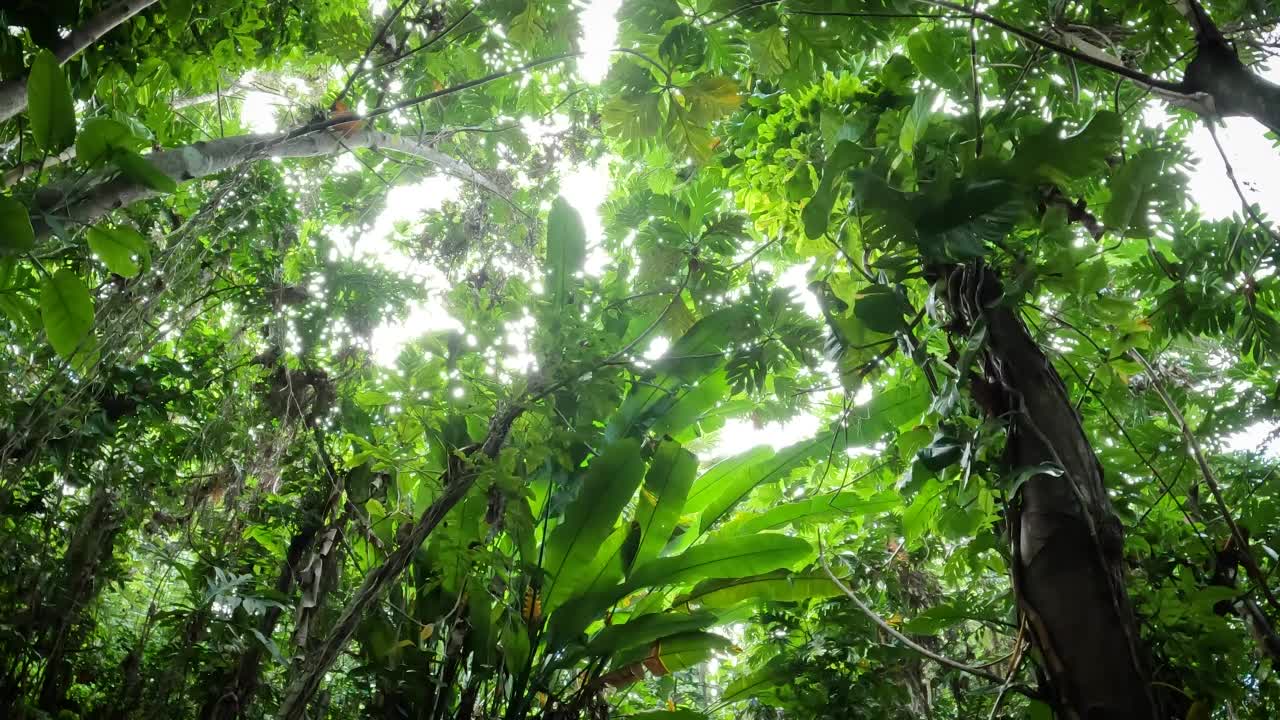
[675,571,844,609]
[630,439,698,572]
[542,439,644,605]
[629,533,811,590]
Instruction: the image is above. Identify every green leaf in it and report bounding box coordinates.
[628,712,706,720]
[628,533,812,590]
[696,430,833,532]
[678,571,843,609]
[899,89,937,154]
[903,478,945,549]
[631,440,698,572]
[167,0,194,25]
[916,432,963,472]
[624,631,731,674]
[543,439,645,607]
[728,491,898,535]
[76,118,143,167]
[87,225,149,277]
[720,659,787,704]
[0,197,35,253]
[853,284,910,334]
[113,150,178,193]
[802,141,859,239]
[906,25,965,96]
[1013,111,1123,184]
[901,602,1001,635]
[546,197,586,307]
[685,445,774,515]
[578,611,715,663]
[659,24,707,71]
[1104,151,1164,237]
[39,269,94,361]
[649,371,730,439]
[27,50,76,153]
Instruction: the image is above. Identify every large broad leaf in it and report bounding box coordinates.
[720,658,789,704]
[628,533,812,589]
[39,269,94,362]
[802,141,860,239]
[611,631,732,675]
[0,197,35,252]
[542,439,645,605]
[853,284,910,334]
[677,571,843,609]
[916,180,1023,260]
[685,445,774,515]
[574,610,716,664]
[1013,112,1123,185]
[906,25,966,96]
[545,197,586,308]
[726,490,899,536]
[899,89,937,154]
[76,117,146,167]
[113,150,178,194]
[27,50,76,153]
[649,371,729,439]
[628,712,707,720]
[630,440,698,572]
[87,225,150,277]
[605,307,744,442]
[696,431,834,532]
[1104,151,1165,238]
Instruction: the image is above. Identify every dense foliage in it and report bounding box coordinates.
[2,1,1280,719]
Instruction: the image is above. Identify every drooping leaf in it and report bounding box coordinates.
[76,117,145,167]
[27,50,76,153]
[727,490,898,535]
[87,225,150,277]
[546,196,587,308]
[677,571,843,609]
[628,533,812,590]
[697,430,837,532]
[720,658,788,704]
[0,197,35,253]
[802,140,860,239]
[113,150,178,194]
[39,269,94,362]
[853,284,910,334]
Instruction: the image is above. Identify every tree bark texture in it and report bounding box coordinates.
[945,263,1158,720]
[29,128,498,240]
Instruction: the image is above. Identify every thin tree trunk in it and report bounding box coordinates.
[36,485,124,712]
[275,400,528,720]
[944,263,1160,719]
[29,128,499,240]
[0,0,160,123]
[199,493,329,720]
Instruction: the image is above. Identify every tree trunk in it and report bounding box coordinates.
[275,401,527,720]
[199,497,328,720]
[37,485,123,713]
[944,263,1160,719]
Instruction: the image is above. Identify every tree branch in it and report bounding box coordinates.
[28,128,500,240]
[0,0,160,123]
[1129,350,1280,618]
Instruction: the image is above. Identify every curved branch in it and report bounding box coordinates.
[818,543,1032,691]
[0,0,160,123]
